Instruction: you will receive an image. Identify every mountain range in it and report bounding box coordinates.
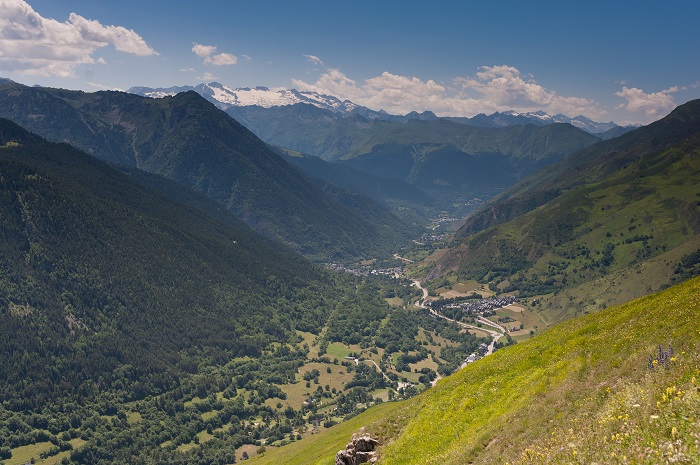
[0,73,699,465]
[222,102,607,217]
[129,82,362,114]
[0,79,414,261]
[129,82,629,134]
[425,98,700,321]
[127,82,637,220]
[336,119,601,189]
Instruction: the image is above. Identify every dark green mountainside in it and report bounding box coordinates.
[0,117,315,399]
[227,104,393,162]
[0,80,410,261]
[228,104,600,212]
[339,121,599,203]
[0,119,406,463]
[428,99,700,319]
[270,145,432,222]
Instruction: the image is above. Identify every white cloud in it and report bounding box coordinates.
[455,65,603,118]
[293,65,605,119]
[293,68,359,99]
[192,43,216,59]
[67,13,155,56]
[615,86,678,120]
[192,43,237,66]
[304,54,325,67]
[197,72,218,81]
[87,81,123,91]
[0,0,156,77]
[179,67,196,73]
[209,52,237,66]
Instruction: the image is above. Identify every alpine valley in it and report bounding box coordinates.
[0,74,698,465]
[130,83,635,218]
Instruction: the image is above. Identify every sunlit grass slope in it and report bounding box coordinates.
[377,276,700,464]
[248,402,399,465]
[249,276,700,465]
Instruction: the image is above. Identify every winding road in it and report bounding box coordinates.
[411,280,504,356]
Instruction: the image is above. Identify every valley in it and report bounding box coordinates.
[0,2,698,464]
[0,81,698,465]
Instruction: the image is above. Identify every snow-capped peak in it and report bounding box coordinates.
[127,83,622,133]
[129,83,360,114]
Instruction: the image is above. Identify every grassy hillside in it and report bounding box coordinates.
[0,80,411,261]
[455,99,700,240]
[426,100,700,320]
[377,275,700,464]
[255,276,700,464]
[248,402,399,465]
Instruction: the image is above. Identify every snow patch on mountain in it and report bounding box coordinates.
[128,83,623,133]
[129,83,360,114]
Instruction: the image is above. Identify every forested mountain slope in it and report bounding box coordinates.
[0,80,410,261]
[0,119,401,463]
[228,102,601,210]
[338,120,599,195]
[0,117,317,402]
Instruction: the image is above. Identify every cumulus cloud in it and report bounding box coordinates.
[455,65,603,117]
[0,0,156,77]
[192,43,237,66]
[293,64,605,119]
[615,86,679,120]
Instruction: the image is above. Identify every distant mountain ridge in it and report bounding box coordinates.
[127,81,634,223]
[0,79,413,261]
[447,110,628,134]
[128,82,625,133]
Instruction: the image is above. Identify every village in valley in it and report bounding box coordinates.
[326,254,544,372]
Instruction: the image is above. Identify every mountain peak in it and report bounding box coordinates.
[127,82,623,133]
[130,83,361,114]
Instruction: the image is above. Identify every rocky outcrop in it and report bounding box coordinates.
[335,434,379,465]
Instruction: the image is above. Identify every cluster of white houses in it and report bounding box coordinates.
[327,263,403,278]
[430,295,520,315]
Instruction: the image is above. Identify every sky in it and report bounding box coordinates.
[1,0,699,125]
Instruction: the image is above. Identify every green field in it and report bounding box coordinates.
[244,276,700,464]
[6,438,86,465]
[325,342,353,359]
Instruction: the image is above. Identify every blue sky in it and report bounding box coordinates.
[1,0,699,124]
